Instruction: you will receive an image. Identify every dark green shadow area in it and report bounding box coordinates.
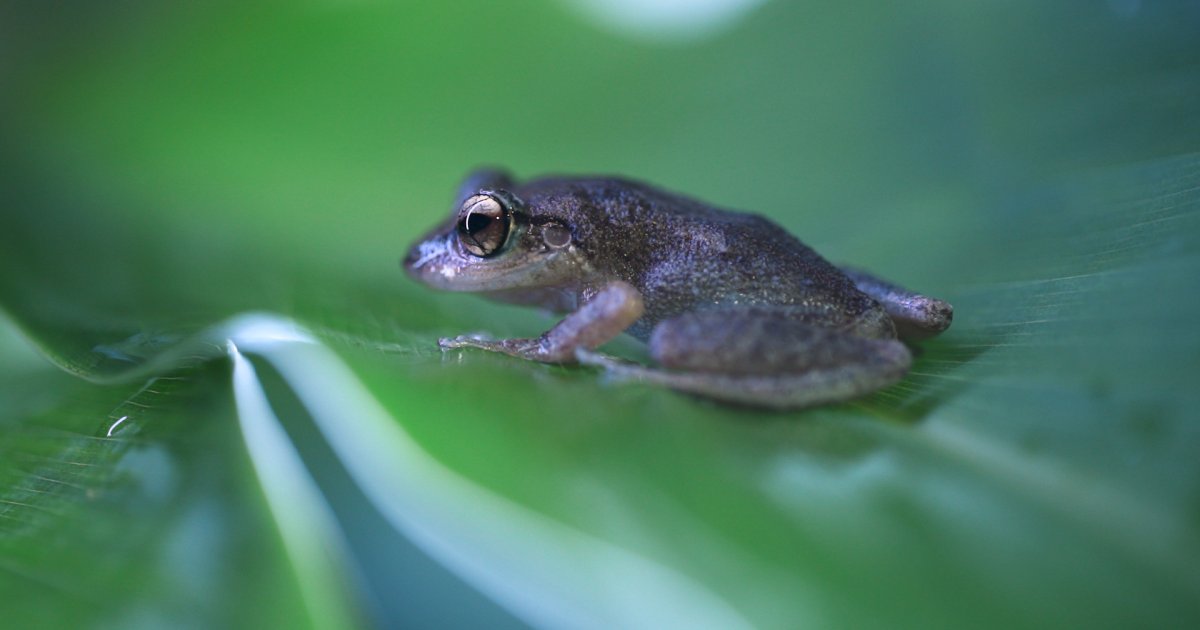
[0,344,319,629]
[248,355,530,630]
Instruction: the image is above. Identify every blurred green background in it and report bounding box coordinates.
[2,1,1199,628]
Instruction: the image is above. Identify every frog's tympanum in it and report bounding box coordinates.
[404,169,952,409]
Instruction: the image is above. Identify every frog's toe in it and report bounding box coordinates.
[438,332,493,347]
[439,336,482,351]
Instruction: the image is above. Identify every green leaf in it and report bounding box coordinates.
[0,322,338,629]
[2,1,1199,629]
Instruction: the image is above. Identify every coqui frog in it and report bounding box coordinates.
[403,169,952,409]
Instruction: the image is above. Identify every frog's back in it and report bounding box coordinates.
[515,177,883,331]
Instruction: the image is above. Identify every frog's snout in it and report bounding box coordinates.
[402,239,436,284]
[402,242,422,270]
[403,235,459,286]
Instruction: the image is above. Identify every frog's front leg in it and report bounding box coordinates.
[440,281,644,363]
[577,307,912,409]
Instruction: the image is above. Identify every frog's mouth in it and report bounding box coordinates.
[403,233,564,293]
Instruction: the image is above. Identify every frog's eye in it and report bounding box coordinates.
[457,194,512,257]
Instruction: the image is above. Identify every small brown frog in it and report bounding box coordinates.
[405,169,952,409]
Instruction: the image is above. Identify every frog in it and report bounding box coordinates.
[403,168,952,409]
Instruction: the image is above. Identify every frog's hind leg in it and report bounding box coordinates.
[577,308,912,409]
[840,267,953,341]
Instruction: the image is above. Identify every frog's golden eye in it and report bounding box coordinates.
[457,194,512,257]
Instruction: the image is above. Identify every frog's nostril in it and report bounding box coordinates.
[403,247,420,268]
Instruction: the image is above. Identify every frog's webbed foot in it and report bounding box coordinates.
[840,267,953,342]
[438,281,644,364]
[582,308,912,410]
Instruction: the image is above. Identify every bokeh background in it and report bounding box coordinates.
[2,1,1199,629]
